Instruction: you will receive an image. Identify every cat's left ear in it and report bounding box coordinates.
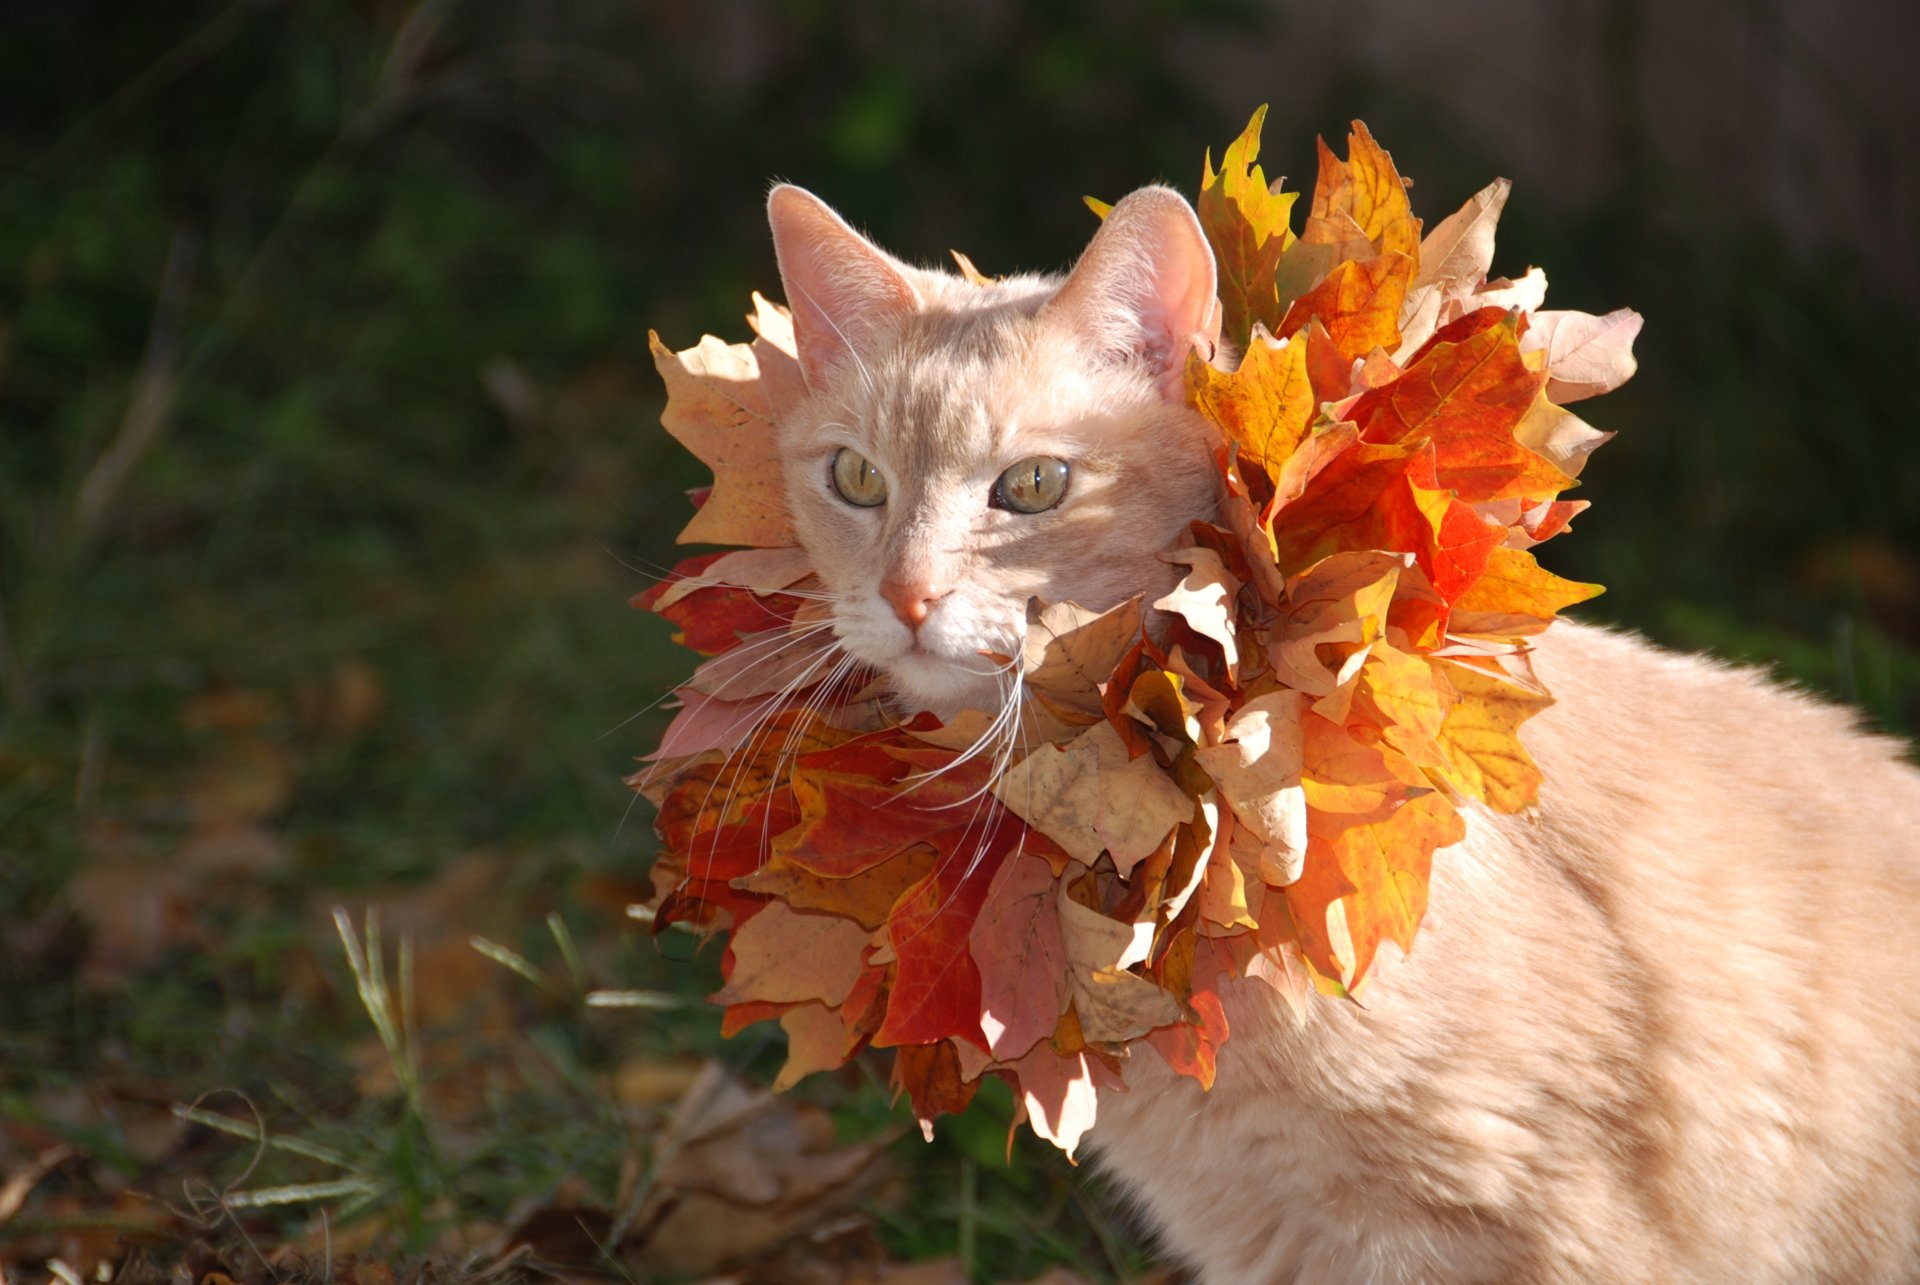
[1043,186,1220,399]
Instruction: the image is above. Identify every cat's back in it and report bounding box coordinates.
[1096,622,1920,1284]
[1479,621,1920,1282]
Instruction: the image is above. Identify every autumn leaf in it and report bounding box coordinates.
[1153,547,1243,678]
[1006,1045,1104,1160]
[1304,122,1420,264]
[1198,105,1301,349]
[1186,330,1315,483]
[1056,892,1179,1044]
[1276,249,1413,361]
[650,295,806,548]
[1397,179,1511,355]
[991,722,1194,875]
[1526,307,1643,403]
[776,1002,853,1091]
[1434,658,1556,812]
[715,901,871,1008]
[1351,311,1568,503]
[969,853,1071,1061]
[874,837,1011,1051]
[1194,693,1309,885]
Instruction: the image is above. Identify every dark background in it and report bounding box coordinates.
[2,0,1917,1274]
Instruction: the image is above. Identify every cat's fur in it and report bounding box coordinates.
[762,182,1920,1283]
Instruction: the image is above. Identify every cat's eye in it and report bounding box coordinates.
[830,448,887,507]
[992,456,1069,514]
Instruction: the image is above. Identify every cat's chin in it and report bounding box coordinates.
[882,652,1007,725]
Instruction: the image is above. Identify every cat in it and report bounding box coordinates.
[759,181,1920,1283]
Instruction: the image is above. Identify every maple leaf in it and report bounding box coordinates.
[776,1002,850,1091]
[1143,984,1230,1091]
[991,722,1194,875]
[1007,1044,1107,1160]
[969,853,1071,1061]
[1019,598,1143,718]
[1186,331,1314,484]
[1526,308,1643,403]
[636,552,810,656]
[714,901,871,1008]
[650,294,806,548]
[1153,547,1243,678]
[1397,179,1510,355]
[1056,891,1179,1044]
[893,1040,980,1130]
[1276,249,1414,361]
[874,841,1009,1052]
[1193,692,1309,885]
[1198,105,1301,350]
[1434,658,1556,812]
[1304,122,1421,264]
[1351,311,1568,503]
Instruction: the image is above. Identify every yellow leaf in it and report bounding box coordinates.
[1454,545,1603,621]
[1187,329,1315,483]
[1434,658,1556,812]
[1198,105,1301,348]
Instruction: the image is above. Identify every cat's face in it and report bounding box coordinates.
[768,186,1223,718]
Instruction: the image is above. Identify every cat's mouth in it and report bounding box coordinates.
[882,643,1016,722]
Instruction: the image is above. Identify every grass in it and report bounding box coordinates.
[1,1,1915,1280]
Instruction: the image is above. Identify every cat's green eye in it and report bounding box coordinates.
[992,456,1069,514]
[830,448,887,507]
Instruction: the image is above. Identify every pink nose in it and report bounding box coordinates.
[882,577,946,630]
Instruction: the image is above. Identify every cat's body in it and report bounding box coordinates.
[1098,619,1920,1283]
[756,183,1920,1282]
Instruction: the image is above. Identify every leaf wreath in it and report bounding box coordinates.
[630,111,1639,1157]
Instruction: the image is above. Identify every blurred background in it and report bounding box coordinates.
[3,0,1916,1279]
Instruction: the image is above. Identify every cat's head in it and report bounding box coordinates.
[768,184,1223,719]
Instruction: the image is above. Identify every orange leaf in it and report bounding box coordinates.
[894,1040,980,1130]
[1352,312,1568,503]
[1304,122,1420,264]
[1143,985,1229,1091]
[1453,545,1603,622]
[1434,659,1556,812]
[1276,250,1413,361]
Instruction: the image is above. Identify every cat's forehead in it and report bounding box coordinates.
[860,306,1103,441]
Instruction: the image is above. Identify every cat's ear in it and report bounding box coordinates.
[1043,186,1220,398]
[767,185,919,390]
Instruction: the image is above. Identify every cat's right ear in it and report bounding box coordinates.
[767,185,918,390]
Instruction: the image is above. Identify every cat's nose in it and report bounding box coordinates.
[882,577,947,631]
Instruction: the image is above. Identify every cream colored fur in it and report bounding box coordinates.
[765,185,1920,1284]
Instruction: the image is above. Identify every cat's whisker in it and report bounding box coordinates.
[617,620,844,798]
[679,632,853,886]
[698,633,848,818]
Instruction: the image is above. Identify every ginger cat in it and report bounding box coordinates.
[761,181,1920,1283]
